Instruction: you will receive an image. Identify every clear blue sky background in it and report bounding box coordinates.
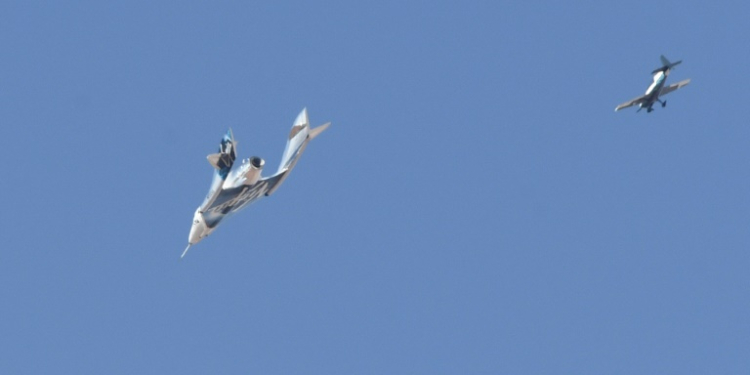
[1,1,748,373]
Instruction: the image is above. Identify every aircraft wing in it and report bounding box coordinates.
[659,78,691,97]
[201,179,274,227]
[615,94,648,111]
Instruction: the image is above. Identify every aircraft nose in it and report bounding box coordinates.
[189,221,204,245]
[188,210,208,245]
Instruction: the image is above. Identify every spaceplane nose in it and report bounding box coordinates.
[188,224,204,245]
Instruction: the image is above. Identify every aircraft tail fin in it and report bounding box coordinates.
[660,55,671,67]
[265,108,329,196]
[206,128,237,171]
[276,108,330,173]
[309,122,331,140]
[653,55,682,73]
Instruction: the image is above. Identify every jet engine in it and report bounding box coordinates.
[242,156,265,185]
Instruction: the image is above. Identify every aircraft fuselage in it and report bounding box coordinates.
[640,70,669,111]
[181,109,330,259]
[614,55,688,113]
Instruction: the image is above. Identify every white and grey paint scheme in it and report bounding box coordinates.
[615,55,691,113]
[183,109,330,258]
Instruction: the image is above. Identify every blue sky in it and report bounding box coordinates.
[1,1,749,373]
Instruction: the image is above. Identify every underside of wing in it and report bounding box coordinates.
[615,94,647,111]
[659,78,691,97]
[261,171,287,197]
[202,180,273,227]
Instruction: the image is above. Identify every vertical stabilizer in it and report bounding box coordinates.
[293,108,309,129]
[660,55,671,67]
[265,108,330,196]
[654,55,682,73]
[277,108,311,174]
[199,129,237,212]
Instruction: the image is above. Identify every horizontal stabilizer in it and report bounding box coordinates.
[653,55,682,73]
[265,109,330,196]
[309,122,330,140]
